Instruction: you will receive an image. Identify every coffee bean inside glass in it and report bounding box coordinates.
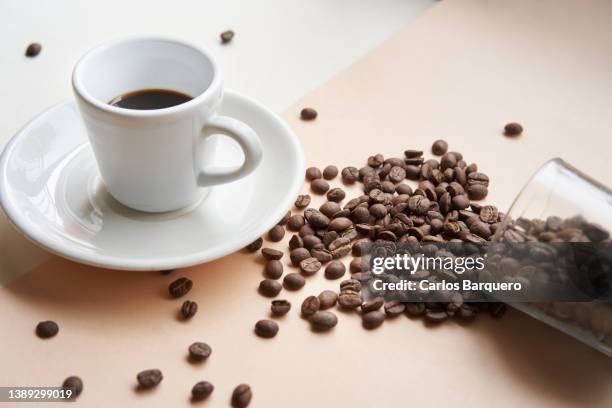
[108,88,192,110]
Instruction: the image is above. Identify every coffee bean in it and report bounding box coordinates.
[489,302,507,318]
[479,205,499,223]
[311,247,333,263]
[404,149,423,158]
[290,247,311,266]
[340,278,362,292]
[338,291,362,309]
[368,154,384,167]
[431,139,448,155]
[264,260,283,279]
[361,297,384,313]
[254,319,278,338]
[467,184,488,200]
[424,310,448,323]
[451,194,470,210]
[467,172,489,187]
[191,381,214,401]
[231,384,252,408]
[189,342,212,360]
[267,225,285,242]
[271,299,291,316]
[303,234,322,250]
[299,257,322,275]
[288,235,303,250]
[305,210,330,228]
[328,217,352,232]
[324,261,346,279]
[294,194,311,209]
[35,321,59,338]
[301,296,320,317]
[283,273,305,290]
[327,187,346,202]
[258,279,282,297]
[300,108,318,121]
[287,214,306,231]
[341,167,359,184]
[470,221,492,239]
[323,165,338,180]
[262,248,283,260]
[181,300,198,319]
[318,290,338,309]
[389,166,406,183]
[137,369,163,388]
[245,238,263,251]
[405,302,426,316]
[220,30,235,44]
[309,311,338,332]
[384,301,406,317]
[504,122,523,137]
[311,179,330,194]
[362,310,385,329]
[169,277,193,298]
[25,43,42,57]
[62,376,83,397]
[305,167,322,182]
[350,257,367,273]
[318,201,340,218]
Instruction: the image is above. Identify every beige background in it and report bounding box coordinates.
[2,0,612,406]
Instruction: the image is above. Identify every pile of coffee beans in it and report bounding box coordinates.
[244,139,511,340]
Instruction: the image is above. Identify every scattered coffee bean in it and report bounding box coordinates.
[341,167,359,184]
[283,273,305,290]
[504,122,523,137]
[267,225,285,242]
[271,300,291,316]
[62,376,83,398]
[288,234,303,250]
[361,297,384,313]
[323,165,338,180]
[424,310,449,323]
[362,311,385,329]
[311,179,330,194]
[262,248,283,260]
[231,384,252,408]
[254,319,279,338]
[300,108,318,121]
[338,291,362,309]
[299,257,322,275]
[245,238,263,251]
[327,187,346,202]
[318,290,338,309]
[137,369,163,388]
[25,42,42,57]
[309,311,338,331]
[295,194,311,208]
[189,342,212,360]
[404,149,423,158]
[287,214,305,231]
[431,139,448,155]
[181,300,198,319]
[384,301,406,317]
[405,302,426,316]
[305,167,322,181]
[467,184,488,200]
[301,296,320,317]
[277,211,291,225]
[479,205,499,223]
[340,279,362,292]
[220,30,235,44]
[325,261,346,279]
[36,321,59,338]
[258,279,282,297]
[264,260,283,279]
[289,247,310,266]
[192,381,214,401]
[169,277,193,298]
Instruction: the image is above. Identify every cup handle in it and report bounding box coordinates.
[198,115,263,187]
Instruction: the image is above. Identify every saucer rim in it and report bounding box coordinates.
[0,91,304,271]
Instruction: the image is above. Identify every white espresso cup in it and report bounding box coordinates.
[72,37,263,212]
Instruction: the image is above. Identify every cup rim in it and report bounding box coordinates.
[72,36,221,118]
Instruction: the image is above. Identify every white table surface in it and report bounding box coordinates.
[0,0,434,283]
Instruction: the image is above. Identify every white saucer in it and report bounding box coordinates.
[0,91,304,270]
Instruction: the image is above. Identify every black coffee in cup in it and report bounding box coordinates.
[109,89,192,110]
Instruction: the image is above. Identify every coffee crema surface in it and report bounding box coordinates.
[108,88,192,110]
